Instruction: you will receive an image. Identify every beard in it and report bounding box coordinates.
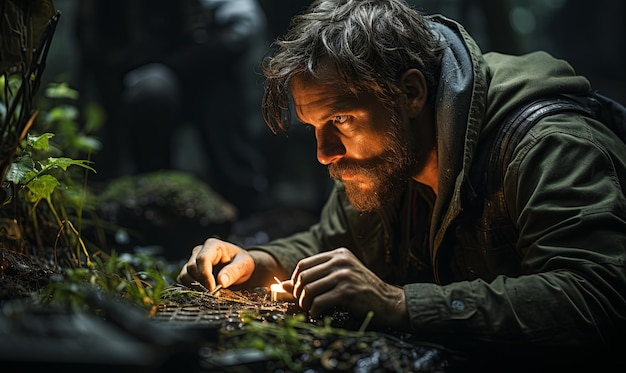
[328,113,424,212]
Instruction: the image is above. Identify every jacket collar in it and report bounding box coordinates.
[425,15,488,268]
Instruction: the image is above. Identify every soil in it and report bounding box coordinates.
[0,246,55,300]
[153,286,467,372]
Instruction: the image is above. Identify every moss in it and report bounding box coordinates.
[95,170,237,260]
[98,170,237,224]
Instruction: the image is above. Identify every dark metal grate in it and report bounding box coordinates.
[152,305,237,327]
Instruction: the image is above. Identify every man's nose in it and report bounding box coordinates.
[316,127,345,165]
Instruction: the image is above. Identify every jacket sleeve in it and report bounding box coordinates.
[405,112,626,355]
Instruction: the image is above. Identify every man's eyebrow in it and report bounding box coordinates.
[293,88,361,124]
[312,101,357,121]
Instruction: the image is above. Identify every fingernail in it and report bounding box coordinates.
[219,274,230,287]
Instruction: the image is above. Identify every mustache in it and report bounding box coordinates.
[328,158,383,179]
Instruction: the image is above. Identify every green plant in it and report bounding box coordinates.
[38,249,176,314]
[2,73,112,254]
[4,132,95,261]
[222,310,376,371]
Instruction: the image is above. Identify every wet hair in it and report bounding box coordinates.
[261,0,444,134]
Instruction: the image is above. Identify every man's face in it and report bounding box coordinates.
[291,69,430,212]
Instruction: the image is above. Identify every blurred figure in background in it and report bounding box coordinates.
[74,0,269,217]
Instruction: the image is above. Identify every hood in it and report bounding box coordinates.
[426,15,487,252]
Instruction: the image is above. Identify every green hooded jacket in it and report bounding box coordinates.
[248,15,626,357]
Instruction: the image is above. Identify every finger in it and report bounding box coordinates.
[195,261,217,290]
[192,242,222,290]
[281,279,294,293]
[308,288,344,319]
[177,246,204,286]
[215,251,252,288]
[291,247,356,282]
[292,258,336,300]
[290,252,333,282]
[195,238,245,290]
[296,270,338,311]
[176,264,194,287]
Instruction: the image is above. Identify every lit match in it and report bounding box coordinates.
[270,276,295,302]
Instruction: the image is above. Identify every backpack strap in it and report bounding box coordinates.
[486,96,594,198]
[465,95,596,242]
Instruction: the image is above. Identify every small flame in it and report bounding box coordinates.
[271,276,286,294]
[270,276,294,302]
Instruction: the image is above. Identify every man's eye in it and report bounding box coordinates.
[335,115,348,124]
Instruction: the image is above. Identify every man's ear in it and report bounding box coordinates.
[399,69,428,118]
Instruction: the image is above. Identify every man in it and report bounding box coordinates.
[178,0,626,363]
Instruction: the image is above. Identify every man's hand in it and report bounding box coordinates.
[281,247,409,329]
[177,238,254,291]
